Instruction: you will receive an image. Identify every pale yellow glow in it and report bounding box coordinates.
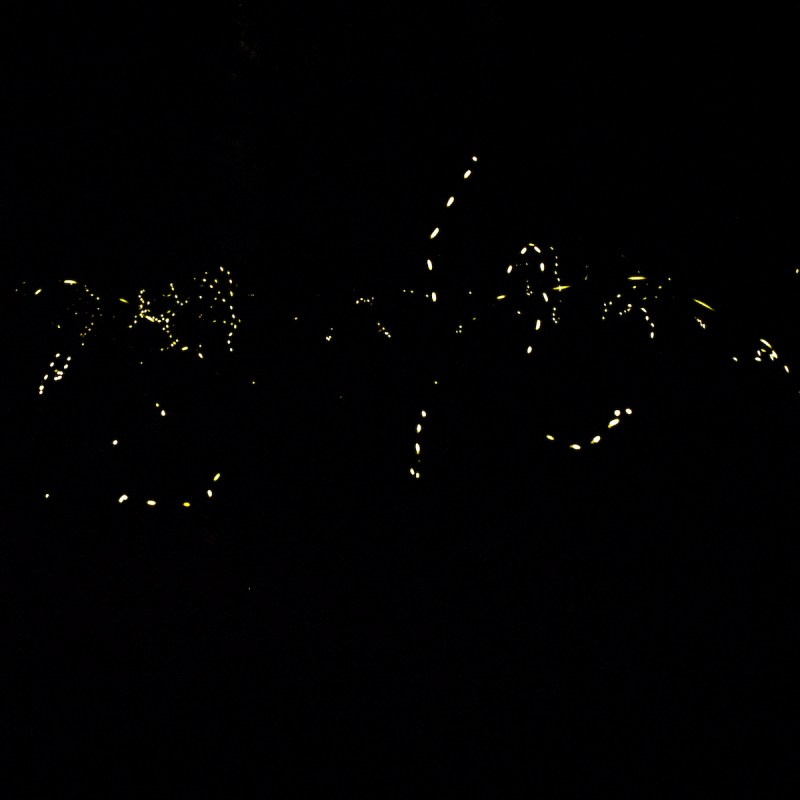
[64,279,77,285]
[614,409,620,417]
[542,293,548,303]
[692,298,715,311]
[535,319,541,330]
[430,228,439,239]
[431,292,437,302]
[546,435,555,441]
[118,495,128,503]
[540,262,545,272]
[507,265,513,274]
[533,246,541,254]
[416,424,422,433]
[421,410,427,417]
[415,443,421,455]
[207,490,213,498]
[760,339,773,349]
[119,298,129,304]
[464,170,472,178]
[628,276,646,281]
[496,295,506,300]
[160,410,166,417]
[427,259,433,271]
[446,197,454,207]
[213,473,221,482]
[527,346,533,354]
[112,440,118,446]
[591,436,601,444]
[625,408,632,415]
[570,444,581,450]
[147,500,156,506]
[183,502,191,508]
[608,419,619,428]
[521,247,527,254]
[472,156,478,161]
[34,288,42,295]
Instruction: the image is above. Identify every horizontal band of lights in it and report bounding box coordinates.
[15,153,800,506]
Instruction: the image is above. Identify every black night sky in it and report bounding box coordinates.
[5,7,799,792]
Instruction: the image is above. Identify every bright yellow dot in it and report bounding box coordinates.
[614,409,621,417]
[446,196,454,207]
[112,440,118,446]
[207,490,213,498]
[527,346,533,354]
[146,500,156,506]
[118,495,128,503]
[535,319,541,330]
[119,298,129,304]
[496,295,506,300]
[421,410,427,417]
[570,444,581,450]
[464,170,472,179]
[213,473,220,481]
[427,259,433,271]
[415,443,421,455]
[182,502,191,508]
[591,436,601,444]
[34,288,42,295]
[608,419,619,428]
[417,424,422,433]
[545,435,555,441]
[507,265,513,274]
[625,408,632,415]
[628,276,646,281]
[430,228,440,239]
[431,292,437,302]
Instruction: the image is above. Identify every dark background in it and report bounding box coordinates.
[4,6,799,791]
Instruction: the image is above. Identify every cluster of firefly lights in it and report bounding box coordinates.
[21,156,800,501]
[30,269,239,508]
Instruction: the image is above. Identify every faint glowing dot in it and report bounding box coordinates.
[427,259,433,271]
[570,444,581,450]
[207,490,213,498]
[464,170,472,178]
[527,346,533,354]
[625,408,632,415]
[431,292,437,303]
[614,410,621,417]
[118,495,128,504]
[608,419,619,428]
[545,435,555,441]
[430,228,440,239]
[591,436,601,444]
[446,196,454,207]
[146,500,156,506]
